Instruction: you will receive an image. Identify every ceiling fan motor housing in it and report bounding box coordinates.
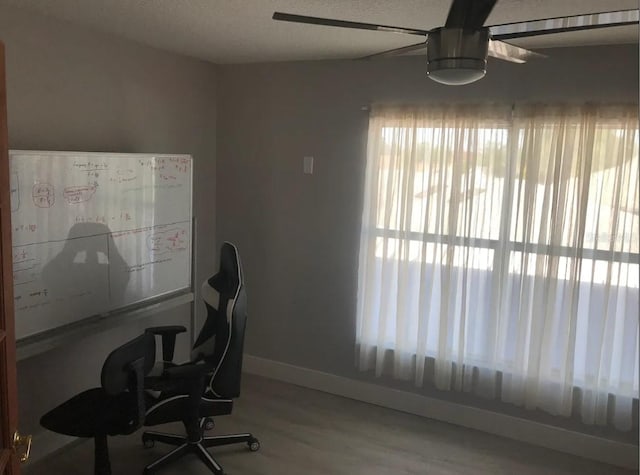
[427,27,489,85]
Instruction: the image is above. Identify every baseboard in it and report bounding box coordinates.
[243,354,638,470]
[24,430,80,468]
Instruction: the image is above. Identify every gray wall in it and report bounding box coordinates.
[1,1,637,452]
[216,44,639,439]
[0,6,218,440]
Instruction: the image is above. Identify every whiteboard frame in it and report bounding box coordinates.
[10,150,194,341]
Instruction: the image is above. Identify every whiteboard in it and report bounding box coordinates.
[10,151,193,340]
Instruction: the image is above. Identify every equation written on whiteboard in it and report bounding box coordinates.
[111,223,190,274]
[12,222,190,312]
[14,290,95,313]
[138,157,191,182]
[147,228,188,253]
[72,159,109,171]
[12,245,95,313]
[63,185,97,204]
[74,210,134,225]
[9,152,193,339]
[12,246,40,286]
[13,156,191,216]
[32,183,55,208]
[11,210,136,242]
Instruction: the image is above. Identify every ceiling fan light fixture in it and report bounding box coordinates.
[427,58,486,85]
[426,28,489,85]
[273,5,640,85]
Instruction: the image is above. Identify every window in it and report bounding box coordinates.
[356,104,639,430]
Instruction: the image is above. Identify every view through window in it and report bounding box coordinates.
[356,104,638,429]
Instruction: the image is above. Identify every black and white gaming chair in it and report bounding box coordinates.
[142,241,259,475]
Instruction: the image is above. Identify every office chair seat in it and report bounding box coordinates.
[41,388,140,438]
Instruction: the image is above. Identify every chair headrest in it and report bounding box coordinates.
[220,242,240,279]
[209,242,241,293]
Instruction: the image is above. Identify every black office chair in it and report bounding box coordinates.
[142,241,259,475]
[40,332,155,475]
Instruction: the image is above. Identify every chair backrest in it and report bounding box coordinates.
[102,332,155,395]
[101,332,156,430]
[191,241,248,398]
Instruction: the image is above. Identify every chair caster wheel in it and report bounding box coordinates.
[142,435,155,449]
[203,417,215,431]
[248,437,260,452]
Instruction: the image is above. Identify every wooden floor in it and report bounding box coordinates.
[26,374,634,475]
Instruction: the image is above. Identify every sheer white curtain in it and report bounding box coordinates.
[356,104,639,430]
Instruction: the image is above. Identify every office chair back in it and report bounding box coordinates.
[102,332,155,395]
[191,241,247,399]
[101,332,155,433]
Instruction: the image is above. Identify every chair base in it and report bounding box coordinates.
[94,434,111,475]
[142,430,259,474]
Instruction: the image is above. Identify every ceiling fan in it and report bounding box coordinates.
[273,0,639,86]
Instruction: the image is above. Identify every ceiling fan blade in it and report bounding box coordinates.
[488,40,547,63]
[489,9,639,40]
[445,0,497,28]
[359,41,428,60]
[272,12,430,36]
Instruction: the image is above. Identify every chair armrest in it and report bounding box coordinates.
[145,325,187,335]
[145,326,187,362]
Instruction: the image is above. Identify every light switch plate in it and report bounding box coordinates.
[303,156,314,174]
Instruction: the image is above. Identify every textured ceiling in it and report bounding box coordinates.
[1,0,638,64]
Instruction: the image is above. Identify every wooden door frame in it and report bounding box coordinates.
[0,41,20,475]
